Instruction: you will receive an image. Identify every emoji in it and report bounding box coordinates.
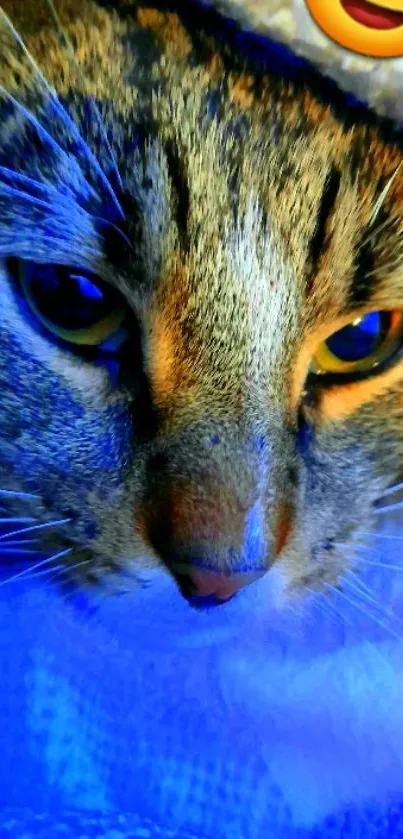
[305,0,403,57]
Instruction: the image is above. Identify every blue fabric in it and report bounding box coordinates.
[1,513,403,838]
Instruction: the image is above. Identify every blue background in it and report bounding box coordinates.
[0,506,403,839]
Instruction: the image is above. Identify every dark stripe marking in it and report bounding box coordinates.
[348,226,375,308]
[307,167,341,290]
[164,139,190,250]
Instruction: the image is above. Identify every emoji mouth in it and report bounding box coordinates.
[342,0,403,28]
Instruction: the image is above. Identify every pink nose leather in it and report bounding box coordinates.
[187,568,266,600]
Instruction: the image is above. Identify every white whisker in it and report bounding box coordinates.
[93,216,135,254]
[0,517,71,542]
[372,500,403,515]
[306,586,351,626]
[369,162,403,226]
[345,570,403,634]
[378,480,403,500]
[0,162,72,204]
[45,0,123,190]
[0,547,72,587]
[345,571,376,600]
[366,258,403,279]
[334,541,363,551]
[0,180,71,213]
[54,559,90,581]
[61,559,90,574]
[0,540,38,547]
[13,558,89,582]
[326,583,402,640]
[361,215,396,249]
[0,165,134,256]
[0,548,38,555]
[0,84,97,202]
[0,181,99,249]
[0,517,37,524]
[0,165,73,199]
[321,594,355,627]
[10,565,64,581]
[0,489,40,500]
[343,575,378,606]
[355,531,403,541]
[0,8,125,220]
[356,558,403,572]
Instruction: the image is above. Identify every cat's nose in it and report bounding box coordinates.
[179,567,266,601]
[141,473,269,600]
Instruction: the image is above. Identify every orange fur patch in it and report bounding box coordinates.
[137,8,192,58]
[319,357,403,421]
[274,504,293,556]
[147,311,179,407]
[229,74,255,111]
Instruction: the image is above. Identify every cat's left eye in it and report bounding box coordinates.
[312,310,403,377]
[17,260,127,350]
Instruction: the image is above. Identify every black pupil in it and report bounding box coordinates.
[25,264,116,331]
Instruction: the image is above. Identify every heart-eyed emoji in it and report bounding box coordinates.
[305,0,403,57]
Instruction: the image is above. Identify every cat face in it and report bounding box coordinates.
[1,0,403,605]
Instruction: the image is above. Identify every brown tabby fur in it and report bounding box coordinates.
[1,0,403,602]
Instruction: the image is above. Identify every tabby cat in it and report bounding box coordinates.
[1,0,403,607]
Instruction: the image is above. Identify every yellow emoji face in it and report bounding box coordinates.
[305,0,403,57]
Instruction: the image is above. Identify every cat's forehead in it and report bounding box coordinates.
[1,0,399,178]
[2,0,403,386]
[2,0,401,187]
[0,0,391,153]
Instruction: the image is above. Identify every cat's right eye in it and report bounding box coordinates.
[311,310,403,379]
[15,259,128,351]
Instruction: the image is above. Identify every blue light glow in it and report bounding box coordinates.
[1,519,403,837]
[327,312,384,362]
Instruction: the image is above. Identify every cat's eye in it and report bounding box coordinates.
[312,310,403,376]
[18,261,127,349]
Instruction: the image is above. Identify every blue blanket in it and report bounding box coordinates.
[1,512,403,839]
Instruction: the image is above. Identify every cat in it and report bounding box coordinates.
[1,0,403,608]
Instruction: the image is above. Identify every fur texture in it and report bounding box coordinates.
[1,0,403,603]
[207,0,403,123]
